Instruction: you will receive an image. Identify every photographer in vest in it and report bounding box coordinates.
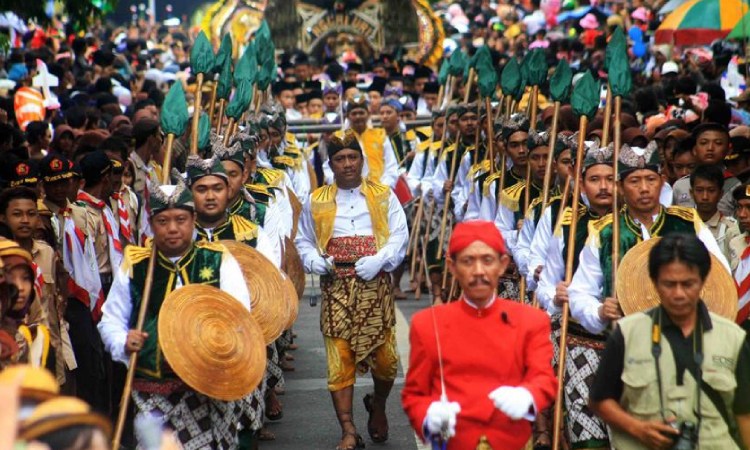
[589,233,750,450]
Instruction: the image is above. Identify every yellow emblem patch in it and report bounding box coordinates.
[199,267,214,281]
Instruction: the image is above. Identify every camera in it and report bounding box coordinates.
[666,421,698,450]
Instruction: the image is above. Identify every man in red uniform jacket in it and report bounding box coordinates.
[402,220,557,449]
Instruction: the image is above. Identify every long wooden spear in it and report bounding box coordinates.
[517,49,545,304]
[606,26,633,294]
[112,82,191,449]
[552,72,600,450]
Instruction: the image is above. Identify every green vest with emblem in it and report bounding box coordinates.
[196,214,259,248]
[127,243,224,381]
[596,207,701,297]
[613,309,746,450]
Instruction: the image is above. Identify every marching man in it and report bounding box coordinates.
[296,130,408,449]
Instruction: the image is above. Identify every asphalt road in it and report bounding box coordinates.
[261,276,430,450]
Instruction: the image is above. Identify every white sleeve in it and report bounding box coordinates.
[479,180,497,221]
[567,240,609,335]
[407,149,426,196]
[464,180,482,221]
[526,207,553,290]
[515,208,537,278]
[288,166,311,200]
[256,225,282,269]
[220,251,251,311]
[536,233,565,314]
[98,265,133,366]
[379,193,409,272]
[294,196,323,272]
[451,155,472,221]
[494,203,519,256]
[275,184,295,239]
[696,221,731,272]
[432,158,448,204]
[261,197,284,242]
[381,136,399,188]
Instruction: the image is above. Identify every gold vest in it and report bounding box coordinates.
[613,310,746,450]
[310,179,390,253]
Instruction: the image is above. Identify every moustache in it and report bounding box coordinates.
[468,278,492,287]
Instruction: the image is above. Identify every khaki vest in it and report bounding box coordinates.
[613,310,746,450]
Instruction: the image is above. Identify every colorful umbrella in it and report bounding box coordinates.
[655,0,750,45]
[728,11,750,39]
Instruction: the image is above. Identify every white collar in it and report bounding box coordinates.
[462,295,497,310]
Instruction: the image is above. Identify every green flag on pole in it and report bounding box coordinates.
[549,59,573,103]
[571,71,600,119]
[160,82,189,136]
[190,31,215,76]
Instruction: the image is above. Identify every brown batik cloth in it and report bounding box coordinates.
[320,236,395,371]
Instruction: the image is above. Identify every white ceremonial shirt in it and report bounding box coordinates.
[525,204,554,293]
[295,183,409,273]
[98,248,251,366]
[567,210,730,335]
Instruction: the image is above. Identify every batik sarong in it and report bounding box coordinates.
[563,325,610,449]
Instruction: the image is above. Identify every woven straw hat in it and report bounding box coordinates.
[284,237,306,300]
[281,271,299,330]
[221,240,288,344]
[616,238,738,320]
[158,285,265,401]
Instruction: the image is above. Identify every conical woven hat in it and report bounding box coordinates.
[158,285,265,401]
[281,271,299,330]
[221,240,288,344]
[616,238,738,320]
[283,237,306,300]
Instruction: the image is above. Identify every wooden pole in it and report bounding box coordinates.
[216,99,227,136]
[540,102,561,207]
[190,72,205,155]
[208,80,219,127]
[485,97,495,169]
[435,76,463,260]
[612,96,622,289]
[112,132,179,449]
[529,85,539,130]
[473,97,482,166]
[601,84,612,147]
[223,118,236,146]
[552,116,588,450]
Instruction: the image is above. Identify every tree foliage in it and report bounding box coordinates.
[0,0,118,31]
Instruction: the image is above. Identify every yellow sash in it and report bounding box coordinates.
[310,178,391,253]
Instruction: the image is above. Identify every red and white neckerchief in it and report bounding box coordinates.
[61,211,104,320]
[76,190,123,270]
[733,235,750,324]
[111,190,132,244]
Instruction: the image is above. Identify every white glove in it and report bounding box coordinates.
[355,255,382,281]
[309,255,333,275]
[424,400,461,439]
[488,386,534,420]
